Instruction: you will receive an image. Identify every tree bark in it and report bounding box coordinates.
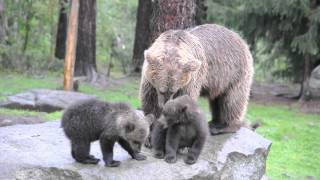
[298,0,319,101]
[0,0,6,43]
[131,0,152,73]
[64,0,79,91]
[74,0,97,80]
[149,0,197,43]
[299,52,312,101]
[55,0,68,59]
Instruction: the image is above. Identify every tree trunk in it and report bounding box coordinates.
[55,0,68,59]
[131,0,152,73]
[22,1,33,53]
[0,0,6,43]
[74,0,97,81]
[64,0,79,91]
[298,0,319,101]
[299,54,312,101]
[149,0,197,43]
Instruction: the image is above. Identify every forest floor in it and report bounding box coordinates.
[251,82,320,115]
[0,72,319,180]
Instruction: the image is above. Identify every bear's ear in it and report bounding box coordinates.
[144,50,154,64]
[125,122,135,133]
[182,60,201,72]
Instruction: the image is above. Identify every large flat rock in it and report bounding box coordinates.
[0,121,271,180]
[0,89,95,112]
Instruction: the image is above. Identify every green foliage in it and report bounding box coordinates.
[0,0,138,75]
[0,0,61,73]
[208,0,320,82]
[96,0,137,74]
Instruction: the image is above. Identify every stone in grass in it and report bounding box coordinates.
[0,89,96,113]
[0,114,44,127]
[0,121,271,180]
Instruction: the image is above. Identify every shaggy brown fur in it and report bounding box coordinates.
[139,24,254,135]
[151,95,208,164]
[61,99,154,167]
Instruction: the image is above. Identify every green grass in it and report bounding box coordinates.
[247,104,320,179]
[0,72,319,179]
[0,72,61,101]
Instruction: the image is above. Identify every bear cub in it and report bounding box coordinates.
[151,95,208,164]
[61,99,154,167]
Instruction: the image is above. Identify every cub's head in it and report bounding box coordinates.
[144,30,202,107]
[119,112,155,153]
[158,95,194,127]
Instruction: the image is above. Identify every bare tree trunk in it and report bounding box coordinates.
[74,0,97,81]
[0,0,6,43]
[64,0,79,91]
[150,0,197,42]
[299,54,312,101]
[131,0,152,73]
[298,0,318,101]
[55,0,68,59]
[22,0,33,53]
[48,0,58,69]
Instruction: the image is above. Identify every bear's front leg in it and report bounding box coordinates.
[151,122,167,159]
[140,80,162,148]
[164,126,180,164]
[100,138,120,167]
[184,133,206,165]
[117,138,147,161]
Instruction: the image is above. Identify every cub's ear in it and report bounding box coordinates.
[145,114,156,125]
[181,105,188,113]
[125,123,135,133]
[182,60,201,72]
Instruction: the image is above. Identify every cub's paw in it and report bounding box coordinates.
[133,153,147,161]
[105,160,121,167]
[144,137,152,149]
[184,156,197,165]
[153,151,165,159]
[209,122,227,135]
[164,155,177,164]
[76,156,100,164]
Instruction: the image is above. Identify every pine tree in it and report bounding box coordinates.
[211,0,320,100]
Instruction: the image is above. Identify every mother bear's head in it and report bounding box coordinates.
[143,30,203,108]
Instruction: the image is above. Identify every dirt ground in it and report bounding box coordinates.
[251,82,320,115]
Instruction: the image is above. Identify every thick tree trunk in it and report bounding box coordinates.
[55,0,68,59]
[131,0,199,73]
[63,0,79,91]
[149,0,197,42]
[299,54,312,101]
[74,0,97,81]
[131,0,152,73]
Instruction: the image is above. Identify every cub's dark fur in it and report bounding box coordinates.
[61,99,154,167]
[151,95,208,164]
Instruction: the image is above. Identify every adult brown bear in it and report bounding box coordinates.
[139,24,254,135]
